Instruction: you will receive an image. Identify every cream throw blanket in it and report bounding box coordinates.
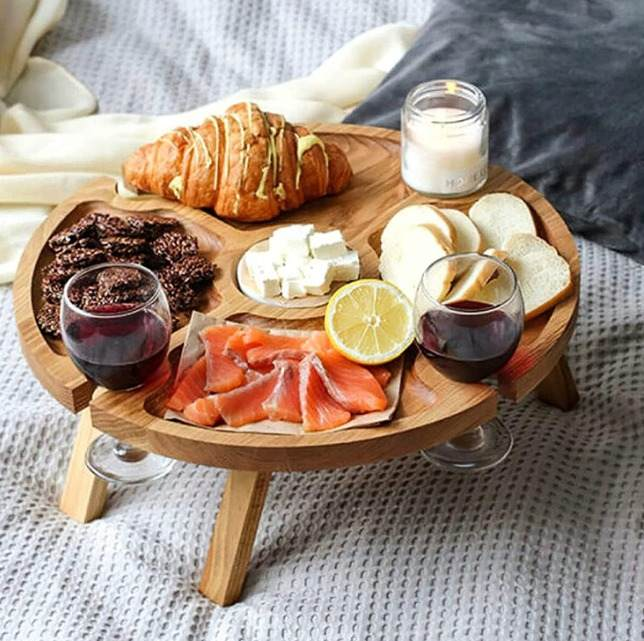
[0,0,417,283]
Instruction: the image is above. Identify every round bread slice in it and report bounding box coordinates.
[468,193,536,250]
[381,204,457,254]
[443,249,508,304]
[502,233,572,320]
[379,223,454,303]
[441,208,483,253]
[503,232,556,256]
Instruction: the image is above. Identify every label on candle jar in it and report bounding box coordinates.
[402,108,488,197]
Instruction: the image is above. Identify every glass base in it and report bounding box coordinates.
[420,419,513,473]
[85,434,175,484]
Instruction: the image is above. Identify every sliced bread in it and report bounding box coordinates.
[468,193,536,250]
[474,277,514,307]
[443,249,508,304]
[503,231,554,256]
[441,208,483,253]
[379,223,454,303]
[502,233,572,320]
[380,204,456,254]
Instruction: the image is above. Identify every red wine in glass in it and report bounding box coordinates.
[65,302,171,390]
[61,263,175,485]
[414,253,524,473]
[417,300,522,383]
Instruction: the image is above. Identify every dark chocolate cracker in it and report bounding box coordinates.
[68,282,96,307]
[79,285,105,311]
[100,235,148,258]
[81,287,142,311]
[167,254,214,289]
[50,236,100,254]
[41,276,65,304]
[36,302,61,337]
[54,247,108,270]
[158,267,199,310]
[150,231,198,264]
[108,253,150,267]
[92,213,146,238]
[41,247,103,303]
[42,260,78,285]
[42,211,210,332]
[165,283,198,312]
[48,216,98,251]
[96,266,144,293]
[140,214,180,239]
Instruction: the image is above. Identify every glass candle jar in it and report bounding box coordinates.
[401,79,489,198]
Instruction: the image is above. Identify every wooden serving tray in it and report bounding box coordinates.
[13,124,579,472]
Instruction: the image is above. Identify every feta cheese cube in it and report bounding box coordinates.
[277,257,311,279]
[246,252,281,298]
[268,224,314,264]
[329,250,360,281]
[281,278,307,299]
[309,230,347,260]
[277,262,301,280]
[301,258,333,295]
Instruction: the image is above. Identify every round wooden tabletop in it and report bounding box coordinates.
[13,124,579,472]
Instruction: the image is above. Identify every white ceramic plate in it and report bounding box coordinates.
[236,239,359,308]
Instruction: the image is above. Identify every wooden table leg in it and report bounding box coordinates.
[537,355,580,411]
[199,469,271,606]
[59,407,108,523]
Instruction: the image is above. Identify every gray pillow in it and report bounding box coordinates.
[346,0,644,263]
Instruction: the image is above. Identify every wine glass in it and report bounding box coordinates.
[414,252,524,472]
[61,263,175,484]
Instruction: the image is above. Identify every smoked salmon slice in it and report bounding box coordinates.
[245,334,308,368]
[368,365,392,389]
[300,355,351,432]
[244,368,264,384]
[201,326,246,393]
[262,360,302,423]
[225,326,307,367]
[315,350,387,413]
[183,396,220,427]
[169,324,394,429]
[166,356,208,411]
[246,346,308,369]
[200,325,239,351]
[302,331,332,353]
[224,326,266,360]
[204,352,245,393]
[215,370,279,427]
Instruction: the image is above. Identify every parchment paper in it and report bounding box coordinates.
[164,312,403,435]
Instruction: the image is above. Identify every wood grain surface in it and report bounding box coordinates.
[58,406,108,522]
[199,470,271,605]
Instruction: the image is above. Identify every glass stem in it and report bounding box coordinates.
[449,426,485,451]
[113,441,148,463]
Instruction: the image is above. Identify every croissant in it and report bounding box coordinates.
[122,102,353,222]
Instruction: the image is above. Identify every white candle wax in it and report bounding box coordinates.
[402,107,488,196]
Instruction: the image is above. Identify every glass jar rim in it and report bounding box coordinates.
[419,252,519,313]
[62,262,163,319]
[403,79,487,124]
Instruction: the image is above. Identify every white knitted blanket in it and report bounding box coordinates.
[2,2,643,640]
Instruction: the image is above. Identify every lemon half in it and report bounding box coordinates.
[324,279,414,365]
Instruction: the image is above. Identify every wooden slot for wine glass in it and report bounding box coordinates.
[13,124,579,605]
